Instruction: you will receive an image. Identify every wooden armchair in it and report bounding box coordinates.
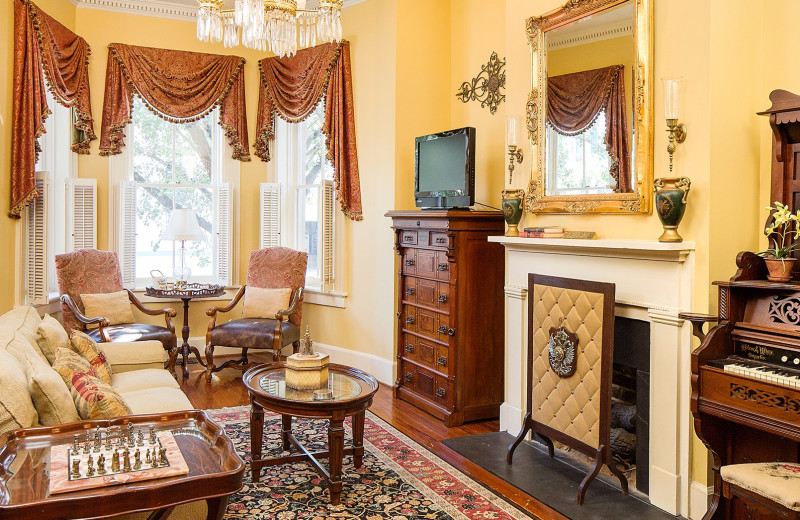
[205,247,308,382]
[55,249,177,358]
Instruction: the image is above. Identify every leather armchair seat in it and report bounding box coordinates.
[85,323,176,349]
[209,319,301,350]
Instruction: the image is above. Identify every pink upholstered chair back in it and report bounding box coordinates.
[55,249,125,334]
[246,247,308,326]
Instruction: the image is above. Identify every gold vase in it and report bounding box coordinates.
[653,177,691,242]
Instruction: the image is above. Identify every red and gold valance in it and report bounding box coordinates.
[11,0,95,218]
[547,65,631,193]
[255,41,362,220]
[99,43,250,162]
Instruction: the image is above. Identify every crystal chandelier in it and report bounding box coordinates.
[196,0,344,58]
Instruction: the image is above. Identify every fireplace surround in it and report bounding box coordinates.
[489,236,700,518]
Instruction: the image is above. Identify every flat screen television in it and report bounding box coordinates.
[414,127,476,209]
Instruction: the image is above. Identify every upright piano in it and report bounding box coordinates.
[686,252,800,520]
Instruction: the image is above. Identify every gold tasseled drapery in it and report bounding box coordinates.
[255,41,362,221]
[11,0,95,218]
[99,43,250,162]
[547,65,631,193]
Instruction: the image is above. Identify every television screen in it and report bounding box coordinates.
[415,127,475,209]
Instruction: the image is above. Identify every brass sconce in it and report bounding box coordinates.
[506,115,524,183]
[663,77,687,172]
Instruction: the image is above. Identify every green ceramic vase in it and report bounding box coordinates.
[653,177,691,242]
[501,189,525,237]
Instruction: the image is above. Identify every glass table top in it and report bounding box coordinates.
[258,370,364,402]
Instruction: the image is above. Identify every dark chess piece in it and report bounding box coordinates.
[123,448,131,472]
[158,447,167,466]
[111,451,120,472]
[84,431,91,454]
[133,449,142,470]
[149,426,157,445]
[97,453,106,475]
[145,448,151,464]
[70,459,81,479]
[87,454,95,477]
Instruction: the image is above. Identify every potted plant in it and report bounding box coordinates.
[760,201,800,282]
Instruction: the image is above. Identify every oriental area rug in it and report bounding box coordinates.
[204,406,536,520]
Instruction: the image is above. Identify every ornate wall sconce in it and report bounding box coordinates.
[507,116,524,184]
[663,77,687,173]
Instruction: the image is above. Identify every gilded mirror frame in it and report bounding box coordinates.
[525,0,653,214]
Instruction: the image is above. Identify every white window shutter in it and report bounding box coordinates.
[26,172,50,305]
[119,181,137,289]
[260,182,281,249]
[216,183,231,286]
[66,178,97,251]
[321,180,335,291]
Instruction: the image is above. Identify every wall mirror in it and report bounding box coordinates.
[525,0,653,214]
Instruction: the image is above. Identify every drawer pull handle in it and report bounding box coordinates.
[406,316,415,324]
[448,328,455,336]
[438,325,447,334]
[438,294,447,303]
[435,237,446,244]
[404,373,413,382]
[437,263,449,272]
[404,235,414,242]
[405,259,415,267]
[405,344,415,353]
[436,388,446,398]
[437,356,447,366]
[406,288,415,296]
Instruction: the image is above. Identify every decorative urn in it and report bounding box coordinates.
[653,177,691,242]
[501,189,525,237]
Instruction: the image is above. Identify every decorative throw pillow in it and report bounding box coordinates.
[35,313,71,365]
[242,287,292,319]
[53,348,130,420]
[0,348,39,435]
[23,354,80,425]
[69,331,113,384]
[80,290,135,327]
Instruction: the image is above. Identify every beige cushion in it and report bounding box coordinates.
[0,348,39,436]
[98,340,166,373]
[242,287,292,319]
[23,354,80,425]
[111,369,179,394]
[0,306,48,363]
[122,387,193,414]
[722,462,800,511]
[5,335,48,371]
[80,290,135,327]
[35,314,70,365]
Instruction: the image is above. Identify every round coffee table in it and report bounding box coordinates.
[243,363,379,505]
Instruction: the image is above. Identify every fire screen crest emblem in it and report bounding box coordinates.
[547,325,578,378]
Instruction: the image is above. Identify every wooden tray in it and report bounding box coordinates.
[0,411,244,520]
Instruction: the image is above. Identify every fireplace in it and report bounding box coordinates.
[489,237,700,518]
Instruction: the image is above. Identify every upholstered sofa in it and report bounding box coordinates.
[0,305,208,519]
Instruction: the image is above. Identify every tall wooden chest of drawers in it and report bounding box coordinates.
[387,210,505,427]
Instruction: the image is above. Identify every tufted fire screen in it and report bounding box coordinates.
[507,274,628,505]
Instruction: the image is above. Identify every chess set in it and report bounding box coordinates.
[49,424,189,495]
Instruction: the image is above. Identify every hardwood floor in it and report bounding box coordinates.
[178,356,566,520]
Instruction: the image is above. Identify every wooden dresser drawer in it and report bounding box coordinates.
[399,230,418,246]
[401,333,452,376]
[429,232,450,248]
[402,276,417,303]
[399,360,454,409]
[435,251,451,282]
[416,250,437,279]
[400,305,417,332]
[415,278,450,312]
[402,249,417,276]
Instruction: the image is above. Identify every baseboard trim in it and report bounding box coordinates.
[190,337,394,385]
[689,481,712,520]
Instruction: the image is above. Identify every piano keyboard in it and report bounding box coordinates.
[708,357,800,388]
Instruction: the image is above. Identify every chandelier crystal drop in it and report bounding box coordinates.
[198,0,344,57]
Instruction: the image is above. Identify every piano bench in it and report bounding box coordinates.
[721,463,800,519]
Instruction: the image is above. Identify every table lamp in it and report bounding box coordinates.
[161,209,204,287]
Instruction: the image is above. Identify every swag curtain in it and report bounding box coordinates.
[547,65,631,193]
[99,44,250,161]
[11,0,95,218]
[255,41,362,221]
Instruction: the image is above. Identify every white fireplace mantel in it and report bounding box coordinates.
[490,237,700,518]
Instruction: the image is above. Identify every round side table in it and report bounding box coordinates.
[243,363,379,505]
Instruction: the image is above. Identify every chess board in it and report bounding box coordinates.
[49,427,189,495]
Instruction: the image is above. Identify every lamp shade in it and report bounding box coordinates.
[161,209,204,241]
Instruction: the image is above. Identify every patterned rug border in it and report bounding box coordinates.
[204,405,536,519]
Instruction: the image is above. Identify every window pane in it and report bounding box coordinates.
[132,100,173,184]
[135,186,174,280]
[295,187,320,280]
[175,187,213,278]
[304,102,335,184]
[174,119,213,185]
